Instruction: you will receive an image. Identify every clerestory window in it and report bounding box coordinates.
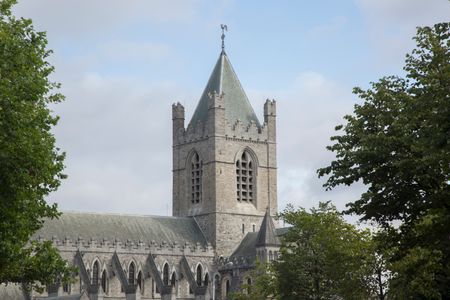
[92,261,99,285]
[190,152,202,204]
[236,151,255,202]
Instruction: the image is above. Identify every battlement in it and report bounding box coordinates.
[207,91,224,109]
[264,99,276,117]
[172,102,185,120]
[37,235,215,256]
[173,100,276,144]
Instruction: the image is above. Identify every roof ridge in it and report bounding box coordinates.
[59,211,193,220]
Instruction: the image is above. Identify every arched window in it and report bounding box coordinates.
[101,270,107,294]
[163,263,169,286]
[128,262,135,285]
[196,264,202,287]
[269,251,273,262]
[246,277,252,294]
[274,251,279,260]
[171,272,176,287]
[92,261,99,285]
[225,280,230,296]
[236,151,255,202]
[204,273,209,287]
[190,152,202,204]
[137,271,143,294]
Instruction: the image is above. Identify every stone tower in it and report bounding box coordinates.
[172,48,277,256]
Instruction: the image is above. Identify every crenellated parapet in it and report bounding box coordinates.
[39,236,216,257]
[172,99,277,145]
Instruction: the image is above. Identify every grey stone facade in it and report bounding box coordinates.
[2,48,284,300]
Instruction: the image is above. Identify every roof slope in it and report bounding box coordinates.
[230,227,289,264]
[34,212,208,246]
[189,51,261,128]
[255,210,281,247]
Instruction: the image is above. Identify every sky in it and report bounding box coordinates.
[12,0,450,220]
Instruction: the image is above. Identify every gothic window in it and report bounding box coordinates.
[171,272,176,290]
[190,152,202,204]
[101,270,107,294]
[204,273,209,287]
[196,264,203,287]
[236,151,255,202]
[92,261,99,285]
[137,271,143,294]
[246,278,252,294]
[269,251,273,262]
[225,280,230,296]
[163,263,169,286]
[128,262,135,285]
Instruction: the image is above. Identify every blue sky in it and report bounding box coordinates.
[13,0,450,219]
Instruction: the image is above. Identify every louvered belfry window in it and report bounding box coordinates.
[236,151,254,202]
[191,152,202,204]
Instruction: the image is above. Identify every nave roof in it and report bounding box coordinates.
[33,212,208,246]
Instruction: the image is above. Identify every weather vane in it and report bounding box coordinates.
[221,24,228,52]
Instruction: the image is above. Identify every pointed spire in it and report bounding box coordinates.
[189,50,261,128]
[255,208,280,247]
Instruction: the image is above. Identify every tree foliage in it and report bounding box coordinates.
[318,23,450,298]
[230,262,278,300]
[0,0,72,287]
[232,203,382,300]
[275,202,375,300]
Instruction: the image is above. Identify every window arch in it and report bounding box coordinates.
[246,277,252,294]
[137,271,143,294]
[236,150,255,202]
[128,262,135,285]
[171,272,176,288]
[204,273,209,287]
[163,263,169,286]
[225,279,230,296]
[101,270,107,294]
[92,261,99,285]
[196,264,203,287]
[190,152,203,204]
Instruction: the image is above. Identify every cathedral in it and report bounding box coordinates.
[2,37,285,300]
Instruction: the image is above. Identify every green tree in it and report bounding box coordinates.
[274,202,375,300]
[0,0,72,289]
[230,262,278,300]
[318,23,450,298]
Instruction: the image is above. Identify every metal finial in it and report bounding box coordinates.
[221,24,228,52]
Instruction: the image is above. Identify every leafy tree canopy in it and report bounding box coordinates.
[232,202,381,300]
[318,23,450,298]
[0,0,73,288]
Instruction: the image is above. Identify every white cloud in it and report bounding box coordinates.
[249,71,365,215]
[13,0,200,37]
[47,71,197,216]
[355,0,450,68]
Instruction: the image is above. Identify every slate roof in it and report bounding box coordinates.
[230,227,290,264]
[255,210,281,247]
[230,232,258,260]
[33,212,208,246]
[189,50,261,128]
